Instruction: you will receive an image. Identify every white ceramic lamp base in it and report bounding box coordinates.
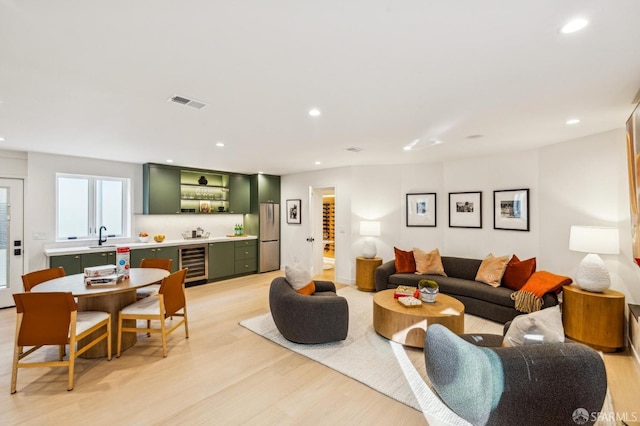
[362,239,377,259]
[575,253,611,292]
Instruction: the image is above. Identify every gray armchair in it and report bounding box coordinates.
[424,324,607,426]
[269,277,348,344]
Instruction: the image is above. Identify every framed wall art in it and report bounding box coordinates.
[406,193,436,227]
[494,189,529,231]
[449,191,482,228]
[286,199,301,224]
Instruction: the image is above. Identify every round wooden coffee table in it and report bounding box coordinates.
[373,289,465,348]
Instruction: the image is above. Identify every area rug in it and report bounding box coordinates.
[239,286,615,425]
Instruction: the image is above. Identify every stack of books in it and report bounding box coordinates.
[84,264,125,287]
[393,285,420,299]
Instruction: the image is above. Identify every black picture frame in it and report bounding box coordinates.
[449,191,482,228]
[406,193,436,227]
[286,199,301,224]
[493,189,530,231]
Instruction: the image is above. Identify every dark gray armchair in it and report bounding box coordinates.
[269,277,348,344]
[424,324,607,426]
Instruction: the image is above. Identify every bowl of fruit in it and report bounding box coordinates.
[153,234,166,243]
[138,232,150,243]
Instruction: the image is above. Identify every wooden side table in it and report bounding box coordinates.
[355,257,382,292]
[562,284,625,352]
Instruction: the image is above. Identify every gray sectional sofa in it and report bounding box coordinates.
[374,256,559,323]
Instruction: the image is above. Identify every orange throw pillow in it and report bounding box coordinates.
[502,255,537,290]
[285,265,316,295]
[394,247,416,273]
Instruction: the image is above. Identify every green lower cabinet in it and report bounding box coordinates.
[234,240,257,274]
[130,246,179,272]
[50,251,116,275]
[50,254,82,275]
[208,239,257,281]
[208,241,235,280]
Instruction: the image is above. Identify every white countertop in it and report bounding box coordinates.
[44,235,258,256]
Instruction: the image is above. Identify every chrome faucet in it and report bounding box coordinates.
[98,226,107,246]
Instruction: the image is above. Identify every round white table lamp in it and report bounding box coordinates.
[569,225,619,292]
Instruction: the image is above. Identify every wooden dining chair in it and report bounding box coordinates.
[10,292,111,393]
[135,258,173,300]
[22,267,66,291]
[117,269,188,358]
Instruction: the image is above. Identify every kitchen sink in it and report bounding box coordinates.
[88,245,117,249]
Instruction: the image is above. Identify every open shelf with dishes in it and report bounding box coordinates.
[180,170,230,213]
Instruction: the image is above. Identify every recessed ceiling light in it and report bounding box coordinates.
[309,108,321,117]
[566,118,581,125]
[216,142,225,147]
[560,18,588,34]
[0,137,4,142]
[315,161,321,165]
[166,159,174,163]
[466,134,484,139]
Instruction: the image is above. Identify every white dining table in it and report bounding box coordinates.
[32,268,170,358]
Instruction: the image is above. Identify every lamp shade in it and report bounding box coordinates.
[569,226,619,255]
[360,221,381,237]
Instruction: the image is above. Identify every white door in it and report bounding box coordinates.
[309,188,324,277]
[0,178,24,308]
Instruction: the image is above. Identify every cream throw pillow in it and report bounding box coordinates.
[285,265,315,295]
[413,248,447,276]
[475,253,510,287]
[502,305,565,347]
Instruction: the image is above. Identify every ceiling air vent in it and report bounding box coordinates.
[168,95,207,110]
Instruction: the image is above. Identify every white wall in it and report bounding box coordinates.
[4,129,639,304]
[25,152,143,271]
[23,152,245,272]
[280,167,352,283]
[539,128,640,303]
[282,129,638,304]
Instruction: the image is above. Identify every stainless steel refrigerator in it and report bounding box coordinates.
[259,203,280,272]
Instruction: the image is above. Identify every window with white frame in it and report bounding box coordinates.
[56,174,130,240]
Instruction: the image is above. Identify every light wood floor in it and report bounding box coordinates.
[0,270,638,425]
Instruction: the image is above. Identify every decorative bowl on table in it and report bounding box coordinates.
[153,234,165,243]
[138,234,150,243]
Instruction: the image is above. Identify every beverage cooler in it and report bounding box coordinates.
[179,244,208,284]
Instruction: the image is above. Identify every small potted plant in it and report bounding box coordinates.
[418,279,439,303]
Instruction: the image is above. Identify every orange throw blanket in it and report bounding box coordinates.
[510,271,572,313]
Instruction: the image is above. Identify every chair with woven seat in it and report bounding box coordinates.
[22,266,65,291]
[135,258,173,300]
[10,292,111,393]
[117,268,188,358]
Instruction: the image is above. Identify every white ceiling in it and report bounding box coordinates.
[1,1,640,176]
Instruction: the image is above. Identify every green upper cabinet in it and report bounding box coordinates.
[143,163,252,215]
[229,174,250,214]
[250,174,281,213]
[258,174,280,204]
[143,163,181,214]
